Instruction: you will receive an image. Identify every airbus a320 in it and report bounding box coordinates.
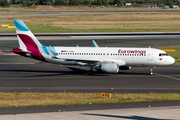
[11,20,175,75]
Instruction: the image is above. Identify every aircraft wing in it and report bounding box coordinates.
[56,56,126,66]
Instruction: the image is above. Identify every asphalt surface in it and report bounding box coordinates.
[1,106,180,120]
[1,101,180,115]
[0,64,180,93]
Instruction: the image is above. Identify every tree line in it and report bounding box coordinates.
[0,0,179,7]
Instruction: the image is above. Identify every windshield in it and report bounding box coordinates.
[159,53,169,56]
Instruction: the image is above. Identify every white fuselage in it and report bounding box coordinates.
[43,47,175,67]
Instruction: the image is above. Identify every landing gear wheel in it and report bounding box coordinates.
[149,67,153,75]
[88,70,94,75]
[96,69,102,73]
[150,72,153,75]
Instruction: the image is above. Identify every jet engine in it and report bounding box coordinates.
[119,66,131,70]
[100,63,119,73]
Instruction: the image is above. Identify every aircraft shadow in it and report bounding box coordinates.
[0,67,110,77]
[0,67,149,77]
[81,113,173,120]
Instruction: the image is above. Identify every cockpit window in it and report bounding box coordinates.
[159,53,168,56]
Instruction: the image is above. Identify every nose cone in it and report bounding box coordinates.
[169,57,175,65]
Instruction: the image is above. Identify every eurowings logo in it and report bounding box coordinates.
[159,58,163,61]
[118,49,146,54]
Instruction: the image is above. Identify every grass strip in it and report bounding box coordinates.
[2,13,180,33]
[0,92,180,108]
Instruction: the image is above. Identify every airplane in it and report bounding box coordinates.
[11,20,175,75]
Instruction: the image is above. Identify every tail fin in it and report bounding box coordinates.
[14,20,42,50]
[13,20,46,61]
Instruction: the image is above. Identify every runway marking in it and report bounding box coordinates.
[154,73,180,81]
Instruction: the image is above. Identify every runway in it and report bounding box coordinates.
[0,63,180,93]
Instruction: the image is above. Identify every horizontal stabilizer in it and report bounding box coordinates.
[12,50,30,53]
[11,48,31,53]
[1,50,30,53]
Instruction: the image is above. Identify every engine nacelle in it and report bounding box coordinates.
[119,66,131,70]
[100,63,119,73]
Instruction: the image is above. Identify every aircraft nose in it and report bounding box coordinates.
[169,57,175,64]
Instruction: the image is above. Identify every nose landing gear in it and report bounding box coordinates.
[149,67,154,75]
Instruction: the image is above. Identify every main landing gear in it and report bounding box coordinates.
[149,67,153,75]
[88,66,94,75]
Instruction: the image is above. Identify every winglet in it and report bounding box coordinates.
[92,40,99,47]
